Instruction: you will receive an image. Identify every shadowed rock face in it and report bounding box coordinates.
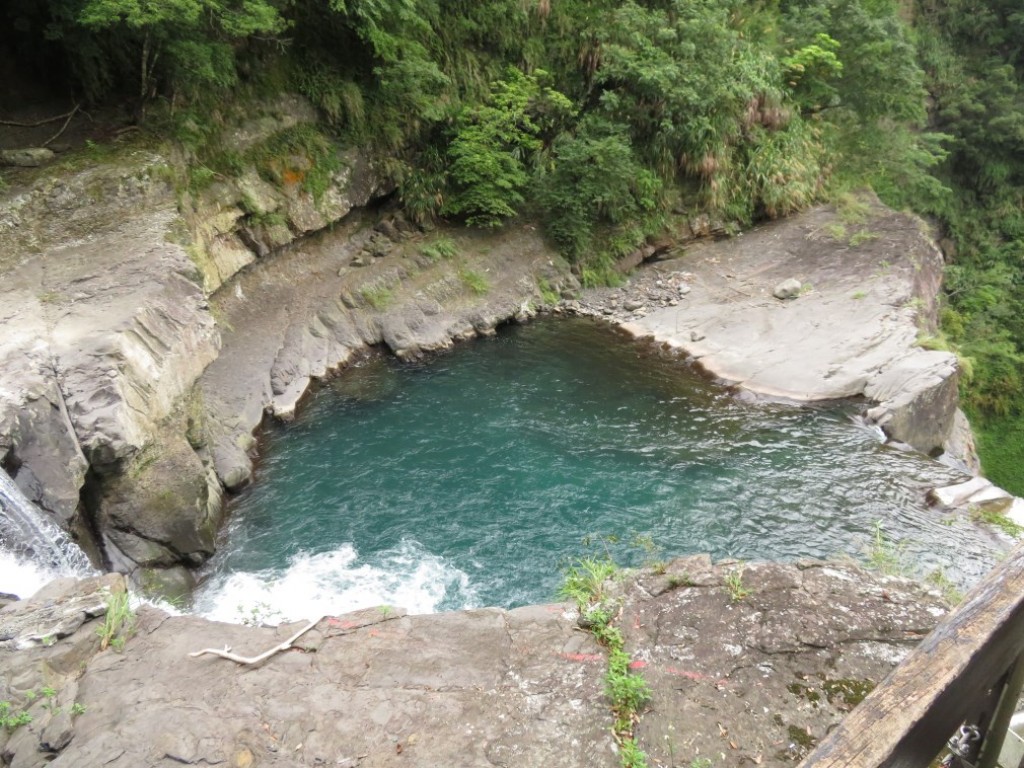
[0,558,948,767]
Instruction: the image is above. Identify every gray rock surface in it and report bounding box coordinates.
[576,198,961,454]
[0,558,949,767]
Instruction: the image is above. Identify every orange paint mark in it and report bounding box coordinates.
[282,167,305,186]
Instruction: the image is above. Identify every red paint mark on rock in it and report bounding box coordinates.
[666,666,714,681]
[628,660,648,670]
[560,652,603,663]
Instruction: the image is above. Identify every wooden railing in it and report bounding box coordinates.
[799,542,1024,768]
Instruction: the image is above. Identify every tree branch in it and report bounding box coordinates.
[188,617,322,666]
[0,106,80,128]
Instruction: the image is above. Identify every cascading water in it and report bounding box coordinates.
[0,469,95,596]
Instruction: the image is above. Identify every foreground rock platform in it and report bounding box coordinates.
[0,558,949,767]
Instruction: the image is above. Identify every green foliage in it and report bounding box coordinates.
[970,505,1023,538]
[444,68,573,227]
[782,33,843,112]
[458,267,489,296]
[864,521,910,577]
[97,589,135,651]
[536,117,660,261]
[77,0,286,100]
[537,278,561,305]
[725,567,750,602]
[0,701,32,731]
[560,556,618,609]
[420,237,459,262]
[359,283,394,310]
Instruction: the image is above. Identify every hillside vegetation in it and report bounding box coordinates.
[1,0,1021,492]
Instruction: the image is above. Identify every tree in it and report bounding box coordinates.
[443,68,572,227]
[78,0,286,103]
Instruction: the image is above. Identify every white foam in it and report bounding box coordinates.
[0,551,61,600]
[193,540,477,624]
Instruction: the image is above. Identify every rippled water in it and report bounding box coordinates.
[193,317,1002,621]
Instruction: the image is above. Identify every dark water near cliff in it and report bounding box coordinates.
[193,317,1000,622]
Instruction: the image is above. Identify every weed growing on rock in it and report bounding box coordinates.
[865,521,910,577]
[0,701,32,731]
[71,702,87,717]
[98,590,136,652]
[420,237,458,262]
[537,277,561,305]
[971,505,1024,538]
[560,557,651,768]
[926,569,964,605]
[849,230,879,247]
[359,284,394,311]
[237,601,282,627]
[458,267,489,296]
[725,567,750,602]
[560,557,618,607]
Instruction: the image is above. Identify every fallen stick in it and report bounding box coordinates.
[188,616,322,666]
[0,105,80,128]
[43,104,80,147]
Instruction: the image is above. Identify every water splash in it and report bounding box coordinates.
[0,469,95,594]
[193,540,477,623]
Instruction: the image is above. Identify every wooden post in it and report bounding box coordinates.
[977,653,1024,768]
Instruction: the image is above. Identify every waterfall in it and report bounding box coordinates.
[0,469,95,587]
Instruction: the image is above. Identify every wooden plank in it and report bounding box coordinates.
[799,541,1024,768]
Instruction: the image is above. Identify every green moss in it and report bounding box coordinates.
[787,725,816,749]
[359,284,394,310]
[820,677,875,707]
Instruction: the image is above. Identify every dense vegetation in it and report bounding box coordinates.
[1,0,1021,492]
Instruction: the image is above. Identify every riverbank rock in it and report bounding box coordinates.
[0,558,949,767]
[199,220,571,491]
[576,196,961,456]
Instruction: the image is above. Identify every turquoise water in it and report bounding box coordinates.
[194,317,1000,621]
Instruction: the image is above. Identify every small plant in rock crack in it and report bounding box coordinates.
[237,601,282,628]
[560,556,619,608]
[98,590,136,651]
[725,566,750,602]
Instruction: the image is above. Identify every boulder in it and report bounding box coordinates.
[0,148,55,167]
[773,277,803,299]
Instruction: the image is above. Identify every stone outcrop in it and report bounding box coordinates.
[574,197,965,458]
[0,150,220,563]
[0,558,949,767]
